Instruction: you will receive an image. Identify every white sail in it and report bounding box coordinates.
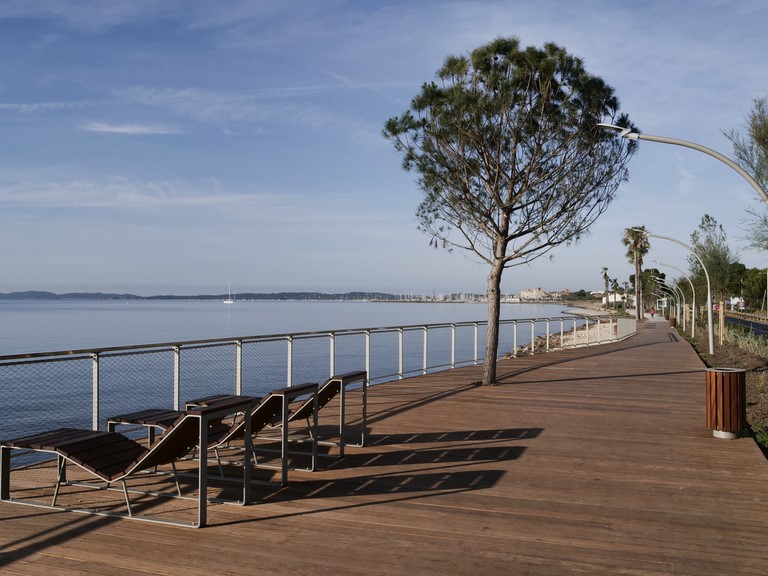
[223,285,234,304]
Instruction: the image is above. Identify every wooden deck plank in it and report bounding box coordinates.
[2,319,768,575]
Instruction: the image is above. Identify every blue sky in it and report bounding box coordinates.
[1,0,767,296]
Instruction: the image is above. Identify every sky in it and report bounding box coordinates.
[1,0,767,297]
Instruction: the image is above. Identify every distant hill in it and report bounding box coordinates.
[0,291,144,300]
[0,291,400,301]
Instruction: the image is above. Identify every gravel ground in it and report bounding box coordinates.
[684,321,768,455]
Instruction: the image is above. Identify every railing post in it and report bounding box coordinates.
[451,324,456,369]
[365,330,371,383]
[530,320,536,354]
[173,345,181,410]
[235,340,243,395]
[560,318,564,349]
[398,328,404,379]
[572,318,577,347]
[513,320,518,358]
[473,322,478,365]
[546,319,551,352]
[422,326,428,375]
[329,332,336,378]
[286,336,293,387]
[91,353,100,431]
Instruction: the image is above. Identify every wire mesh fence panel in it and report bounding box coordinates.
[498,321,519,356]
[291,334,332,385]
[368,330,400,383]
[401,327,427,377]
[334,332,369,380]
[426,326,452,373]
[453,324,478,367]
[1,357,92,466]
[99,349,175,424]
[180,343,236,402]
[1,357,93,439]
[241,338,289,396]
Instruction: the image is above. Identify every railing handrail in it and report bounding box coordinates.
[0,314,609,364]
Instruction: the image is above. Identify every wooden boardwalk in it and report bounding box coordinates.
[2,319,767,575]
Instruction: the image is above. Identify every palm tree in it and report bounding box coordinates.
[611,278,620,309]
[622,227,650,320]
[601,267,610,309]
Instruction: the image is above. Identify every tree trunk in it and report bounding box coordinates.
[482,260,504,386]
[637,262,644,320]
[634,251,642,321]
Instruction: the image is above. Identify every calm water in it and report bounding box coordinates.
[0,300,573,356]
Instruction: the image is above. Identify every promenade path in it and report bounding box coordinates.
[2,318,767,575]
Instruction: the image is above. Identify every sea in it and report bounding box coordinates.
[0,299,575,357]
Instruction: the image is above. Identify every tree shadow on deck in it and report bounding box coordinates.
[365,381,479,426]
[495,332,702,385]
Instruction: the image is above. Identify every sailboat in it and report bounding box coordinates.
[223,285,235,305]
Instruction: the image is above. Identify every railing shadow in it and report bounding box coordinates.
[368,427,542,446]
[495,329,700,384]
[215,441,527,526]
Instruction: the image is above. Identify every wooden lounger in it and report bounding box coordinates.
[263,371,369,459]
[0,397,253,528]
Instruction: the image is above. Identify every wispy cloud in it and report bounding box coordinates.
[0,177,281,209]
[114,86,379,141]
[0,100,99,113]
[81,122,181,135]
[0,0,172,34]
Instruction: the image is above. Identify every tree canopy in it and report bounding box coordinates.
[725,98,768,250]
[688,214,739,303]
[384,36,636,385]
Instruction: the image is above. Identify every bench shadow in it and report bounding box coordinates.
[212,423,539,527]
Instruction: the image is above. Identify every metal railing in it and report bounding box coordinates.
[0,314,635,447]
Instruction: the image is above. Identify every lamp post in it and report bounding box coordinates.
[597,124,768,207]
[661,278,686,327]
[651,275,684,325]
[656,261,696,338]
[651,290,675,319]
[632,228,714,355]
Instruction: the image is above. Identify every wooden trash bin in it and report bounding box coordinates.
[705,367,746,439]
[669,318,677,328]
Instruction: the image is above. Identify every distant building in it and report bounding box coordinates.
[520,287,546,300]
[519,288,569,301]
[602,293,626,306]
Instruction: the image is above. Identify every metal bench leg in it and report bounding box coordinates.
[52,456,66,506]
[1,446,10,501]
[121,480,133,516]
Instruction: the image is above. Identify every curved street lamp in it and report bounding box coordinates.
[632,228,714,355]
[651,275,684,325]
[651,289,676,319]
[656,261,696,338]
[601,123,768,323]
[662,278,686,327]
[597,123,768,206]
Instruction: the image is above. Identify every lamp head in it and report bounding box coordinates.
[597,122,640,140]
